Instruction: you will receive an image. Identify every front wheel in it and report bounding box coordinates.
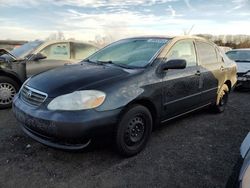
[213,84,229,113]
[0,76,19,109]
[115,105,153,157]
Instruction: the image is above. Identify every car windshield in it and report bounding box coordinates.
[9,40,43,59]
[226,50,250,62]
[87,38,169,68]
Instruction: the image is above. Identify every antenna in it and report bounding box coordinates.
[187,25,195,35]
[183,25,195,35]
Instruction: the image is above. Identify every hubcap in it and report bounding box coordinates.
[0,83,16,105]
[125,116,145,146]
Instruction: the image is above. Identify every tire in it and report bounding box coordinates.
[213,84,229,113]
[115,104,153,157]
[0,76,20,109]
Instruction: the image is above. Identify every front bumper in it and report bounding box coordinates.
[236,79,250,89]
[237,73,250,89]
[12,95,122,150]
[237,78,250,88]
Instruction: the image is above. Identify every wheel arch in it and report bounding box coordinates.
[120,98,159,129]
[0,70,23,87]
[224,80,232,92]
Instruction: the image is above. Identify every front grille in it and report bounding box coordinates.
[20,85,47,106]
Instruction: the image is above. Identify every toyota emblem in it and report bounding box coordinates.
[27,90,32,98]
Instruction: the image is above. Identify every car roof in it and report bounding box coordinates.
[119,35,209,42]
[122,36,172,40]
[42,40,97,46]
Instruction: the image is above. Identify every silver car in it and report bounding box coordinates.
[0,40,98,108]
[226,49,250,89]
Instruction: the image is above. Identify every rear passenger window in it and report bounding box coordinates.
[40,43,70,60]
[72,43,98,60]
[167,40,197,67]
[196,41,218,65]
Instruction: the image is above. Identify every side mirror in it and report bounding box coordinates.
[160,59,187,71]
[31,53,47,61]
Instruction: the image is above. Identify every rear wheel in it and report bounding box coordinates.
[213,84,229,113]
[115,105,153,157]
[0,76,19,109]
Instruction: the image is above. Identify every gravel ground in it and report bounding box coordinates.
[0,91,249,188]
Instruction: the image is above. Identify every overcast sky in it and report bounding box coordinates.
[0,0,250,41]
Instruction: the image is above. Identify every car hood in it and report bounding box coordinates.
[27,63,130,97]
[0,49,18,61]
[236,62,250,73]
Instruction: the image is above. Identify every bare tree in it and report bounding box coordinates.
[46,31,66,41]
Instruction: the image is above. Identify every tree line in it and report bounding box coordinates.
[213,40,250,49]
[196,34,250,49]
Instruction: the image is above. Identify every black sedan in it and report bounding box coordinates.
[13,36,237,156]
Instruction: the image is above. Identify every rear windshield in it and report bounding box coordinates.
[87,38,169,68]
[226,50,250,62]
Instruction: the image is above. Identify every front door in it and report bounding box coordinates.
[26,42,71,77]
[161,39,202,120]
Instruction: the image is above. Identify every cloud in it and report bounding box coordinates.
[1,0,250,41]
[59,8,195,30]
[166,5,183,17]
[0,0,179,8]
[0,26,54,40]
[0,0,40,7]
[184,0,195,11]
[54,0,179,7]
[232,0,249,10]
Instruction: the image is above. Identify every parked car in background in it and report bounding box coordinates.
[0,40,98,108]
[226,49,250,89]
[238,132,250,188]
[0,40,27,51]
[12,36,237,156]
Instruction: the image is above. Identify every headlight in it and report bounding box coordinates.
[47,90,106,111]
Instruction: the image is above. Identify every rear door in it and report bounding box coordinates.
[161,39,202,119]
[26,42,71,76]
[195,40,223,104]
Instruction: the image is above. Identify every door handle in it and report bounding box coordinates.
[195,71,201,76]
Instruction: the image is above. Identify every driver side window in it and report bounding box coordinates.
[40,43,70,60]
[167,40,197,67]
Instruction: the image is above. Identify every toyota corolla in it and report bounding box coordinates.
[13,36,237,156]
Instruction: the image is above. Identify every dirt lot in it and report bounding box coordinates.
[0,91,249,188]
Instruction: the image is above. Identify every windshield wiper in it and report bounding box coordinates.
[84,59,142,69]
[83,59,102,65]
[97,60,136,69]
[83,59,115,66]
[97,60,113,64]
